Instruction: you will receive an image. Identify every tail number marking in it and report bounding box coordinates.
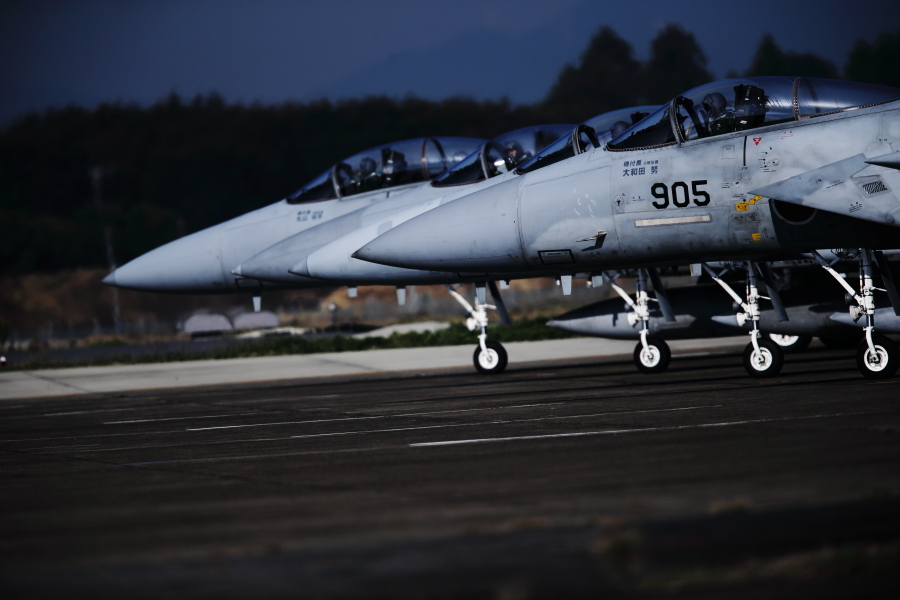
[650,181,710,209]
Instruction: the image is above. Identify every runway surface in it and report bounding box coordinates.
[0,336,748,399]
[1,345,899,598]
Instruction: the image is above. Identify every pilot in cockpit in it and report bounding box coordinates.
[356,156,381,193]
[702,92,735,136]
[382,148,407,186]
[611,120,631,138]
[503,140,531,170]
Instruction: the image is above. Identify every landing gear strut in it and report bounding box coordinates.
[447,283,509,374]
[605,270,672,374]
[702,261,784,378]
[812,249,899,379]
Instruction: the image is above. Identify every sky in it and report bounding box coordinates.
[1,0,898,125]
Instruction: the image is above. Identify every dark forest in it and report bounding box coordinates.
[1,26,897,277]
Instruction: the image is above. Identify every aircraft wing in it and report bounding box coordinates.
[751,151,900,228]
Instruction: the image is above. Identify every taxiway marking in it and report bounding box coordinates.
[105,412,267,424]
[409,412,862,447]
[185,403,559,431]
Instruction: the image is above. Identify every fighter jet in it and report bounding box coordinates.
[235,123,580,286]
[268,108,656,373]
[354,77,900,379]
[102,136,483,298]
[297,107,657,286]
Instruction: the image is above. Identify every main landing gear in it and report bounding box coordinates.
[702,261,788,378]
[604,269,676,374]
[812,249,899,379]
[447,282,511,374]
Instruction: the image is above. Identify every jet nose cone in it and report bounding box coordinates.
[354,177,525,272]
[109,227,227,292]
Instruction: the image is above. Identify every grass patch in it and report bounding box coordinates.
[7,318,580,371]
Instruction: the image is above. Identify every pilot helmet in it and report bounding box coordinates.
[611,120,631,138]
[503,140,526,166]
[359,156,378,177]
[701,92,728,117]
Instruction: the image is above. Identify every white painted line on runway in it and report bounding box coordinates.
[291,421,507,439]
[214,394,341,404]
[409,412,863,447]
[105,412,268,425]
[44,407,139,417]
[122,446,384,466]
[287,405,719,441]
[185,403,560,432]
[189,415,387,431]
[526,404,721,423]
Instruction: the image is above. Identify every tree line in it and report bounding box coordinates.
[1,26,897,277]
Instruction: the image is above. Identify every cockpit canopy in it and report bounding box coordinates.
[287,137,483,204]
[607,77,900,151]
[432,125,574,187]
[516,106,659,174]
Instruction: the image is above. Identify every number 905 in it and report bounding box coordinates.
[650,180,710,209]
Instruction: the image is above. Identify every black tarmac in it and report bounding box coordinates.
[2,345,899,598]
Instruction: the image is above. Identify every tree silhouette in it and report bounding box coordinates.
[642,24,713,103]
[745,34,838,78]
[845,28,900,87]
[542,27,641,122]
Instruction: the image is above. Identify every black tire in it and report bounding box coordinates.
[856,334,899,380]
[766,333,812,353]
[819,332,863,349]
[633,337,671,374]
[743,338,784,378]
[473,340,508,374]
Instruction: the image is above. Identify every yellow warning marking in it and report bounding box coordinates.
[751,233,762,242]
[735,202,749,211]
[748,195,763,205]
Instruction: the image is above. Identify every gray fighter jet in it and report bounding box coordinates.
[267,108,655,373]
[102,136,483,298]
[354,77,900,379]
[235,123,580,287]
[296,107,657,285]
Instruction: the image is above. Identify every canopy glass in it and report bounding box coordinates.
[287,137,483,204]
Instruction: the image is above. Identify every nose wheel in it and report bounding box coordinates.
[856,333,899,380]
[634,336,671,374]
[474,340,508,374]
[743,337,784,378]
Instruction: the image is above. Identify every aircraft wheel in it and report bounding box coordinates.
[743,338,784,378]
[767,333,812,353]
[473,341,508,374]
[856,334,899,380]
[633,337,671,374]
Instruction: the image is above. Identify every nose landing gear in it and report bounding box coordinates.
[604,269,675,374]
[447,282,510,375]
[812,249,899,379]
[702,261,787,378]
